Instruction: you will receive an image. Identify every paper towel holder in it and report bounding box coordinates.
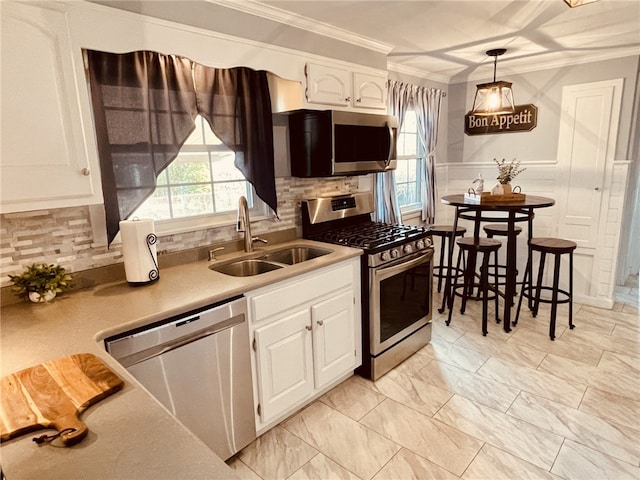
[120,218,160,286]
[145,233,160,283]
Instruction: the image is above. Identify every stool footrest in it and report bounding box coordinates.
[520,286,571,305]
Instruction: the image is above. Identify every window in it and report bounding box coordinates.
[131,115,267,234]
[395,108,424,211]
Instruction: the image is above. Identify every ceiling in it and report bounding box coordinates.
[225,0,640,83]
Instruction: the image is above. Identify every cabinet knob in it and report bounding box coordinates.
[345,96,351,102]
[80,168,90,176]
[594,187,600,191]
[306,325,312,331]
[317,320,324,326]
[356,98,362,103]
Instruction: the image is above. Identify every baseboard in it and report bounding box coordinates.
[574,294,614,310]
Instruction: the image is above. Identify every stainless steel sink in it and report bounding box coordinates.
[259,246,332,265]
[209,259,283,277]
[209,245,333,276]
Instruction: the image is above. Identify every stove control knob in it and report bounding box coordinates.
[380,251,390,261]
[403,244,413,254]
[416,239,425,250]
[390,249,399,258]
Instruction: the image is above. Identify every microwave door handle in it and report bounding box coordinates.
[385,122,393,167]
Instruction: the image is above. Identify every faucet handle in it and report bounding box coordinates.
[252,237,268,246]
[208,246,225,261]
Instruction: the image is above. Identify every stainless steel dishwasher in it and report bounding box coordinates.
[105,295,256,460]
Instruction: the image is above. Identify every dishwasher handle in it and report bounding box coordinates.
[117,313,245,368]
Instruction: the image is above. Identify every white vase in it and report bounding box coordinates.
[29,290,56,303]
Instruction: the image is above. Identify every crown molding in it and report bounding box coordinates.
[207,0,395,54]
[387,62,450,85]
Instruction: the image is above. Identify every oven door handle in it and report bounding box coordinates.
[374,252,430,279]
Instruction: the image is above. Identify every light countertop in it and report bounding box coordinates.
[0,239,362,480]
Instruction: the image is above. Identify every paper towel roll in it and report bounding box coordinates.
[120,219,159,284]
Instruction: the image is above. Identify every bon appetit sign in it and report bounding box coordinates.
[465,104,538,136]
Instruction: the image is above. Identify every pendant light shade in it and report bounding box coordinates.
[471,49,515,115]
[564,0,600,7]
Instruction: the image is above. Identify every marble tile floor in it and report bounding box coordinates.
[615,273,639,308]
[227,286,640,480]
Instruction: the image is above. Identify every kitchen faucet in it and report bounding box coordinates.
[237,196,267,252]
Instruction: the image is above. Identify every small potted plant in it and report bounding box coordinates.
[8,263,73,303]
[494,157,526,194]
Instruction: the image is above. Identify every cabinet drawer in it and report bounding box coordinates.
[250,262,354,323]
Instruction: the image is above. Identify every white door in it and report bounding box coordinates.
[254,309,314,423]
[556,78,623,300]
[311,291,356,389]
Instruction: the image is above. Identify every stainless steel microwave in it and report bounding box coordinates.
[288,110,398,177]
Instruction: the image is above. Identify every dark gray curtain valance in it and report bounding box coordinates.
[193,66,276,213]
[86,50,276,245]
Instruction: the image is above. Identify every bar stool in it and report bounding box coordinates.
[483,224,523,296]
[446,237,501,336]
[514,238,577,340]
[429,225,467,293]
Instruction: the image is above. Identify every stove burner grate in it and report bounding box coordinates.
[309,221,427,250]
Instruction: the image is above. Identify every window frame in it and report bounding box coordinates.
[395,107,425,214]
[130,115,271,237]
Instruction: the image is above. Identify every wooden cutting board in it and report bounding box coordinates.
[0,353,124,446]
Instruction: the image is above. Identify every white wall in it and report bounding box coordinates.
[447,56,639,165]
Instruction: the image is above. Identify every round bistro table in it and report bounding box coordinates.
[439,194,555,332]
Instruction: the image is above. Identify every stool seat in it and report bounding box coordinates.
[530,237,577,254]
[457,237,501,252]
[429,225,467,237]
[483,224,522,236]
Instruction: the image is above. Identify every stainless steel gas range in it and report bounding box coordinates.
[302,192,434,380]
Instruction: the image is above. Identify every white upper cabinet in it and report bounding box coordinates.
[305,63,387,111]
[352,72,388,109]
[0,2,102,213]
[305,63,351,107]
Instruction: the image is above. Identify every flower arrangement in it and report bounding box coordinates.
[494,158,526,184]
[8,263,73,302]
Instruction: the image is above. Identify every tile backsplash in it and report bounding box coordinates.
[0,176,361,288]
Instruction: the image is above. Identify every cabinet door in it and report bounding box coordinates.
[254,309,314,423]
[353,72,387,110]
[311,291,356,389]
[305,63,351,107]
[0,3,100,213]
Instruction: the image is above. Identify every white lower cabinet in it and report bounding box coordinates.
[311,291,356,389]
[247,258,361,432]
[253,308,314,423]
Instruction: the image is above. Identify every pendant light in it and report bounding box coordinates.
[471,48,515,115]
[564,0,600,7]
